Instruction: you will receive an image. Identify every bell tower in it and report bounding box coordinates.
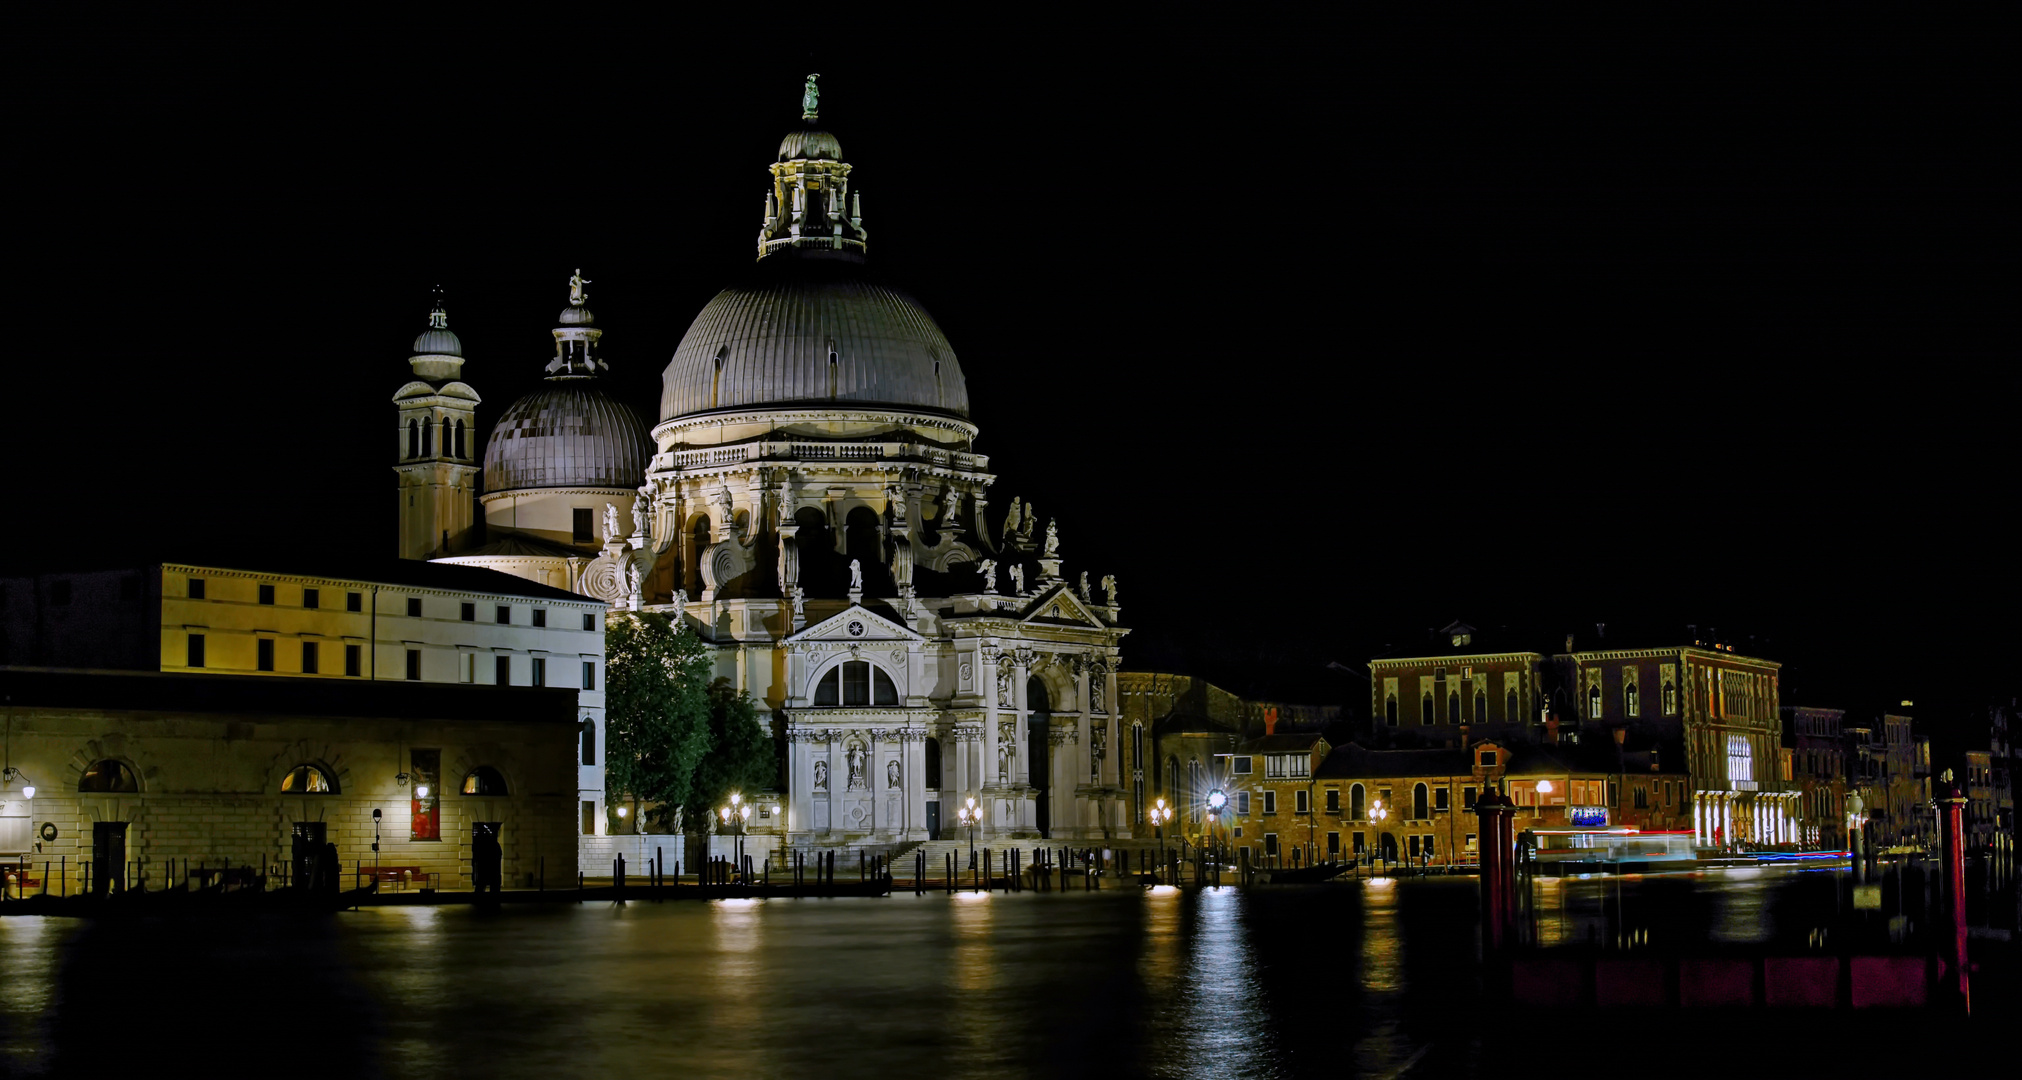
[394,290,481,558]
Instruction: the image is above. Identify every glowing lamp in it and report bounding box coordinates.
[730,792,742,807]
[415,785,430,799]
[20,786,33,800]
[1206,789,1227,811]
[617,806,628,818]
[1536,780,1554,795]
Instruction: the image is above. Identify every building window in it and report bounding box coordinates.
[1506,688,1519,720]
[188,577,206,599]
[1353,831,1366,854]
[573,508,594,544]
[1465,833,1478,853]
[347,592,363,612]
[406,597,422,617]
[1351,783,1365,820]
[257,638,275,672]
[1474,690,1486,720]
[1421,694,1434,725]
[1325,788,1340,813]
[1588,684,1602,719]
[578,719,596,765]
[454,418,466,458]
[1236,791,1250,814]
[462,767,509,796]
[302,641,319,674]
[1413,783,1429,819]
[187,633,206,668]
[1328,832,1341,859]
[1447,693,1460,723]
[1233,756,1253,775]
[345,644,362,677]
[582,661,596,690]
[582,613,596,632]
[1727,735,1753,784]
[1408,835,1420,858]
[582,800,598,836]
[1663,682,1677,715]
[281,764,334,793]
[1463,785,1477,810]
[461,602,476,622]
[1423,834,1435,857]
[1633,786,1649,809]
[1478,750,1498,768]
[533,609,547,628]
[1263,791,1277,814]
[1436,787,1450,812]
[302,588,320,610]
[531,658,546,687]
[79,760,139,792]
[495,656,511,685]
[1626,682,1640,717]
[1264,833,1279,857]
[1295,789,1309,814]
[258,584,276,605]
[496,605,510,624]
[399,649,419,680]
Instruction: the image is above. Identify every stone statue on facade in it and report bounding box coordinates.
[603,503,620,543]
[672,587,686,622]
[978,558,997,594]
[1009,564,1025,595]
[1101,574,1117,606]
[1044,519,1059,556]
[849,558,863,591]
[569,268,591,306]
[626,565,643,609]
[887,759,901,789]
[813,759,828,792]
[847,743,865,789]
[802,73,821,120]
[1078,572,1091,602]
[1003,497,1023,541]
[631,492,650,537]
[789,586,806,621]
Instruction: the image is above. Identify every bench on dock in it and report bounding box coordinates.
[360,866,432,890]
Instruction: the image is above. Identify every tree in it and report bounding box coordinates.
[603,612,713,831]
[687,677,780,833]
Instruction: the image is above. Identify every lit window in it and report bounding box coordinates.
[281,764,334,793]
[79,760,139,793]
[462,767,509,796]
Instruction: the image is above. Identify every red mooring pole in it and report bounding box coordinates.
[1939,773,1970,1013]
[1476,785,1516,954]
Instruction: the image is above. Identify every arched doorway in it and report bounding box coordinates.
[1027,678,1051,837]
[1380,832,1399,864]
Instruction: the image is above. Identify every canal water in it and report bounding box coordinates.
[0,869,1944,1078]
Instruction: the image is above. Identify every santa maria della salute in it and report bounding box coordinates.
[401,78,1132,858]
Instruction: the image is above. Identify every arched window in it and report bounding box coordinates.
[280,764,334,793]
[441,415,451,458]
[1188,760,1203,822]
[462,766,508,796]
[454,418,466,458]
[1588,684,1602,719]
[422,416,433,457]
[1506,689,1520,721]
[1447,693,1460,723]
[687,515,710,595]
[814,660,899,707]
[1474,690,1486,720]
[1167,757,1181,812]
[78,760,138,792]
[1385,695,1398,726]
[1351,783,1366,821]
[1626,683,1640,717]
[407,419,419,458]
[1420,694,1434,725]
[1663,682,1677,715]
[924,736,942,788]
[580,719,596,765]
[1413,782,1429,820]
[1131,722,1146,823]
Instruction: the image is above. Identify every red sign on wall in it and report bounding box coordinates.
[411,749,440,841]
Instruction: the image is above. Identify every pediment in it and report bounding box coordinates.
[785,604,923,645]
[1019,585,1106,629]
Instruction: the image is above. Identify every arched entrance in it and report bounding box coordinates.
[1027,678,1051,837]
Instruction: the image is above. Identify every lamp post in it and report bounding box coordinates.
[1370,798,1389,876]
[1151,797,1176,882]
[718,792,751,880]
[1205,788,1227,877]
[957,796,980,869]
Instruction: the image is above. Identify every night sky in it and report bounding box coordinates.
[7,16,2013,742]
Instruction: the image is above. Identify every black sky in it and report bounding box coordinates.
[5,14,2014,738]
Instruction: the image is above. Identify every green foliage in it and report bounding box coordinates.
[603,613,713,827]
[688,677,780,833]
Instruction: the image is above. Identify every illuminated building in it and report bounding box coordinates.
[1783,705,1848,848]
[1366,622,1545,736]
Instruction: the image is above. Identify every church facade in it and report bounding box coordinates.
[407,79,1135,848]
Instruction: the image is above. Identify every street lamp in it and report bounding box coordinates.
[1205,789,1227,873]
[957,796,980,869]
[1370,798,1390,876]
[718,792,752,880]
[1151,797,1176,882]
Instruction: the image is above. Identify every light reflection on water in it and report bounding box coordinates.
[0,870,1838,1078]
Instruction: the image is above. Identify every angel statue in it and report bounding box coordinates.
[978,558,998,593]
[603,503,620,542]
[1044,519,1059,556]
[1101,574,1117,606]
[1009,564,1025,594]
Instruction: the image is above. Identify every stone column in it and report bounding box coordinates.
[981,646,1002,788]
[1013,649,1033,831]
[954,726,970,799]
[907,728,928,840]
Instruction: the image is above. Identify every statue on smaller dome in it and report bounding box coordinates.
[802,73,821,120]
[569,268,592,306]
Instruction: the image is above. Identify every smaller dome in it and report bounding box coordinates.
[778,125,843,162]
[558,305,596,326]
[411,327,463,357]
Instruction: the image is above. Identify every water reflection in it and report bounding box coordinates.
[1349,879,1411,1076]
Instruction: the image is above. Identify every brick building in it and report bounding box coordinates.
[1784,706,1848,848]
[1367,621,1544,738]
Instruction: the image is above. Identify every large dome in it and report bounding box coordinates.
[660,258,969,422]
[484,382,652,493]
